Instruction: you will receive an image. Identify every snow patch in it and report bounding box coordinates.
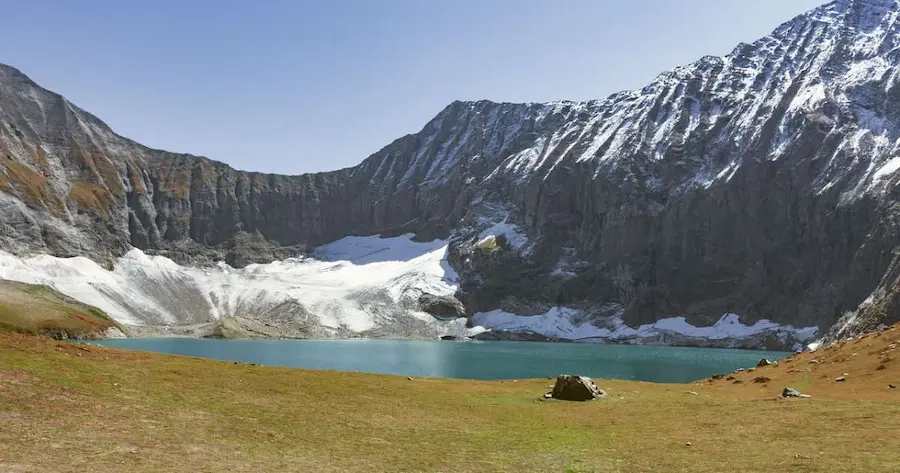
[471,309,818,345]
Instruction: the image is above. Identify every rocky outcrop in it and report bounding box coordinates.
[2,0,900,340]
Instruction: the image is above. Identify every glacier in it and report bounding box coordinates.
[0,234,479,339]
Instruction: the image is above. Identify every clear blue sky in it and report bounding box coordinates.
[0,0,825,174]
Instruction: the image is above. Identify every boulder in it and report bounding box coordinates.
[551,375,606,401]
[417,294,466,318]
[781,387,812,398]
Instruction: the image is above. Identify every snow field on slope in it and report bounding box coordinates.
[0,234,461,333]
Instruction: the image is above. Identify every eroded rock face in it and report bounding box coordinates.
[2,1,900,338]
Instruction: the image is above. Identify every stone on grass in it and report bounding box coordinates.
[782,387,811,398]
[835,376,846,382]
[757,358,778,367]
[551,375,606,401]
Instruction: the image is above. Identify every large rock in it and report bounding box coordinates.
[551,375,606,401]
[417,294,466,318]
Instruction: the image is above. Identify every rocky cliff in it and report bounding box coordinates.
[2,0,900,344]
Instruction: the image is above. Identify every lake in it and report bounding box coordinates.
[86,338,789,383]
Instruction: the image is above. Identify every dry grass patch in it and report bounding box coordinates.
[0,280,119,339]
[0,155,63,213]
[1,327,899,472]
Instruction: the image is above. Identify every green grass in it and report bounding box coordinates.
[0,279,119,339]
[2,329,900,472]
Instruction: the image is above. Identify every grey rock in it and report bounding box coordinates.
[103,327,127,339]
[757,359,778,368]
[781,387,802,397]
[417,294,466,318]
[835,376,847,382]
[551,375,606,401]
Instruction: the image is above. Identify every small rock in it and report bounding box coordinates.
[685,442,692,447]
[543,392,553,399]
[843,373,849,376]
[889,343,897,350]
[757,358,778,367]
[835,376,846,382]
[809,359,819,364]
[748,368,756,372]
[889,384,896,389]
[736,368,745,372]
[798,394,812,398]
[781,387,809,398]
[726,376,735,381]
[712,374,725,380]
[407,376,413,381]
[684,391,698,395]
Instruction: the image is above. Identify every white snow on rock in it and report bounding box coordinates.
[472,308,818,346]
[0,234,471,337]
[477,221,528,252]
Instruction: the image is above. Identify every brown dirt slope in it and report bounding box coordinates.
[703,323,900,401]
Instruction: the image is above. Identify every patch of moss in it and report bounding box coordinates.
[0,155,64,214]
[69,183,115,214]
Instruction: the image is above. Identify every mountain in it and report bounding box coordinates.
[2,0,900,347]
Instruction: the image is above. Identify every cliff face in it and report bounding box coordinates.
[2,0,900,340]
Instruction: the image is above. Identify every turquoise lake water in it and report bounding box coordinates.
[87,338,789,383]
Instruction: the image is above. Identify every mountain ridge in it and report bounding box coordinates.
[2,0,900,344]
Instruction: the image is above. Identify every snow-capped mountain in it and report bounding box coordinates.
[2,0,900,346]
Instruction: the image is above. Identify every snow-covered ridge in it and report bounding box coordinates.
[362,0,900,201]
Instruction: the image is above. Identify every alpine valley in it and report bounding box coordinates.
[3,0,900,350]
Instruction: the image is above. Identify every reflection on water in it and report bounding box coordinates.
[88,338,789,383]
